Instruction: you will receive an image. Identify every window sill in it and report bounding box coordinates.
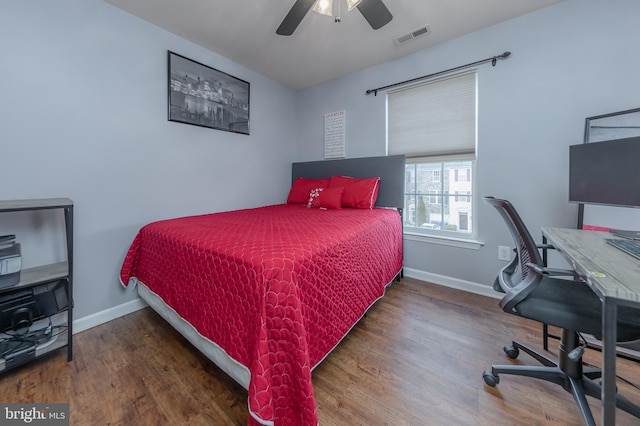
[403,231,484,250]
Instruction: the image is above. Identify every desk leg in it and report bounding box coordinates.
[602,298,617,426]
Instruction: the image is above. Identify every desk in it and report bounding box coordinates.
[541,227,640,426]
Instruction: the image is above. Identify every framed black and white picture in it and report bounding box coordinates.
[168,51,250,135]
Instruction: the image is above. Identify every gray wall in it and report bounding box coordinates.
[2,0,639,326]
[295,0,640,288]
[0,0,297,320]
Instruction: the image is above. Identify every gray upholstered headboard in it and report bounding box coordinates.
[291,155,405,209]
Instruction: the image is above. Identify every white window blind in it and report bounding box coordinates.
[387,71,477,161]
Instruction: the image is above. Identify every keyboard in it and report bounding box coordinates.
[605,238,640,260]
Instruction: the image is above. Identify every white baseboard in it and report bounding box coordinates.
[73,297,148,334]
[72,270,499,335]
[403,267,501,300]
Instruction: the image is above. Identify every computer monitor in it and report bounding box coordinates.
[569,136,640,208]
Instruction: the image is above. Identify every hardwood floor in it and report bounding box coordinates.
[1,277,639,425]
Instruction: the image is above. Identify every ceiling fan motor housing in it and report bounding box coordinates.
[276,0,392,36]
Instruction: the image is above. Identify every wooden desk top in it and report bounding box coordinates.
[542,227,640,304]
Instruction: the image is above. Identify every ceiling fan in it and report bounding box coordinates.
[277,0,393,36]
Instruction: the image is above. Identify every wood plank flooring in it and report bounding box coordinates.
[1,277,639,425]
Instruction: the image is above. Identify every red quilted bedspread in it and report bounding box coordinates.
[120,204,403,425]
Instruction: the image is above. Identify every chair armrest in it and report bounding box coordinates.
[536,243,555,250]
[526,262,582,279]
[533,243,583,278]
[545,267,583,278]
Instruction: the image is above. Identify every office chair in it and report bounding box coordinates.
[482,197,640,425]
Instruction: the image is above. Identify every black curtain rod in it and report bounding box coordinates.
[365,51,511,96]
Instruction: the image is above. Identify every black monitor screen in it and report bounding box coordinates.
[569,136,640,208]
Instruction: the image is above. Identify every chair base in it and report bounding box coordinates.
[483,338,640,426]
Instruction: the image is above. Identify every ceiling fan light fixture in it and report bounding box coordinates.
[312,0,334,16]
[346,0,363,12]
[278,0,391,36]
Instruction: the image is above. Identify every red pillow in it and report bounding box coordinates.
[287,178,330,204]
[309,186,344,209]
[306,187,324,208]
[328,175,380,209]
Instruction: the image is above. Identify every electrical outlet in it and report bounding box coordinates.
[498,245,512,261]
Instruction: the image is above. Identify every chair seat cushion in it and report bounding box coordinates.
[515,276,640,342]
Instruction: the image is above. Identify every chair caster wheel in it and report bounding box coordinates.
[504,345,520,359]
[483,370,500,387]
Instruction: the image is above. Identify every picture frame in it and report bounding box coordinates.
[584,107,640,143]
[168,51,250,135]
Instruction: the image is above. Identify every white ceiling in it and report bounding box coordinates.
[104,0,564,90]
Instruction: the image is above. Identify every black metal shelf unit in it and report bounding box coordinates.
[0,198,73,373]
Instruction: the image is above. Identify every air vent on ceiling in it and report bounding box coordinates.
[394,24,431,46]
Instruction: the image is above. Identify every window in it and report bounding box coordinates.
[455,191,470,202]
[455,168,470,182]
[387,71,477,238]
[403,162,473,233]
[459,212,469,231]
[428,190,440,204]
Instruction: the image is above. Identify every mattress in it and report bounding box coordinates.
[120,203,403,425]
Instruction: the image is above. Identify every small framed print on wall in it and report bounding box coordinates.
[324,110,346,159]
[167,51,250,135]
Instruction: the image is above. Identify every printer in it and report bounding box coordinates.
[0,235,22,289]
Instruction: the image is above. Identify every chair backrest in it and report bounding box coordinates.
[483,197,545,313]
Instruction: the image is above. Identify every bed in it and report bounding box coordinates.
[119,155,405,425]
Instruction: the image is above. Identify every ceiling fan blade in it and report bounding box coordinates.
[357,0,393,30]
[277,0,317,36]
